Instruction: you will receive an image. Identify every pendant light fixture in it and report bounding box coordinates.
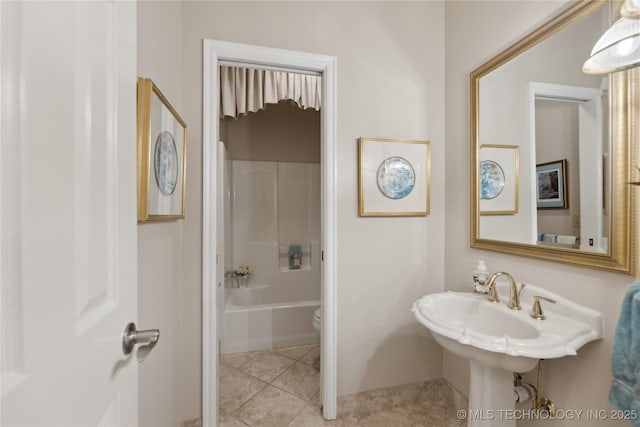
[583,0,640,74]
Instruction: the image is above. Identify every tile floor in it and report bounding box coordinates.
[218,345,467,427]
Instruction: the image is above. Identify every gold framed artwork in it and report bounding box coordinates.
[358,137,431,217]
[137,78,187,222]
[479,144,519,215]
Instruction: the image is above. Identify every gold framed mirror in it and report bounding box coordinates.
[471,0,637,274]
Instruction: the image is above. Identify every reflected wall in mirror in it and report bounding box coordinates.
[471,0,637,274]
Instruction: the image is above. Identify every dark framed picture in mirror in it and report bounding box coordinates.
[536,159,568,209]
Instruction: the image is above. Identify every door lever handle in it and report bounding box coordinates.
[122,322,160,356]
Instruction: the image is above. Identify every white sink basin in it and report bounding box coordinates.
[412,282,603,365]
[412,282,603,426]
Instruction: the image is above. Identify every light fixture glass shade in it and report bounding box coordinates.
[622,0,640,19]
[583,17,640,74]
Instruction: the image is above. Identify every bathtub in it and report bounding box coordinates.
[221,282,320,354]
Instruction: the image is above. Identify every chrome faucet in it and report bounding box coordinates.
[485,272,524,310]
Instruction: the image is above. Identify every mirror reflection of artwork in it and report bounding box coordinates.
[480,160,505,200]
[478,144,518,216]
[536,160,568,209]
[537,169,559,201]
[376,156,415,200]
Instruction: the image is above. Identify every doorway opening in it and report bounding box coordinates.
[529,82,607,252]
[202,40,337,427]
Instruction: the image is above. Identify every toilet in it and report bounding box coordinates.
[313,307,322,333]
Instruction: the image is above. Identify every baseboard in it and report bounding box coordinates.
[180,417,202,427]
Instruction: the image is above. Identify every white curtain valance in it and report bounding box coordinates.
[219,66,321,119]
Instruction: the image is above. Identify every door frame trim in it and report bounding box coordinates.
[202,39,338,426]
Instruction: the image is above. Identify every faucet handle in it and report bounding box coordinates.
[518,283,526,296]
[531,295,556,320]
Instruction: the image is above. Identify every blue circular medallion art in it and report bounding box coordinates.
[154,131,179,196]
[479,160,505,200]
[376,156,416,200]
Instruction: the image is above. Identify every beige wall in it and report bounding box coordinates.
[223,101,320,163]
[137,2,197,425]
[445,2,636,426]
[135,1,635,421]
[181,1,446,396]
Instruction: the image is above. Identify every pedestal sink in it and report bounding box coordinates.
[412,282,603,427]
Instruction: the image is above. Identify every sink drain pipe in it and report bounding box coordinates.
[513,373,536,404]
[513,362,557,416]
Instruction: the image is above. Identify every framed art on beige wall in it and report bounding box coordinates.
[358,137,431,217]
[137,77,187,222]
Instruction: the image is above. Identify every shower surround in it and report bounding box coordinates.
[222,160,321,353]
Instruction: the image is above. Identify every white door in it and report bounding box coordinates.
[1,2,139,426]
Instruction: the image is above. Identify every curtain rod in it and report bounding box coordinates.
[218,60,322,77]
